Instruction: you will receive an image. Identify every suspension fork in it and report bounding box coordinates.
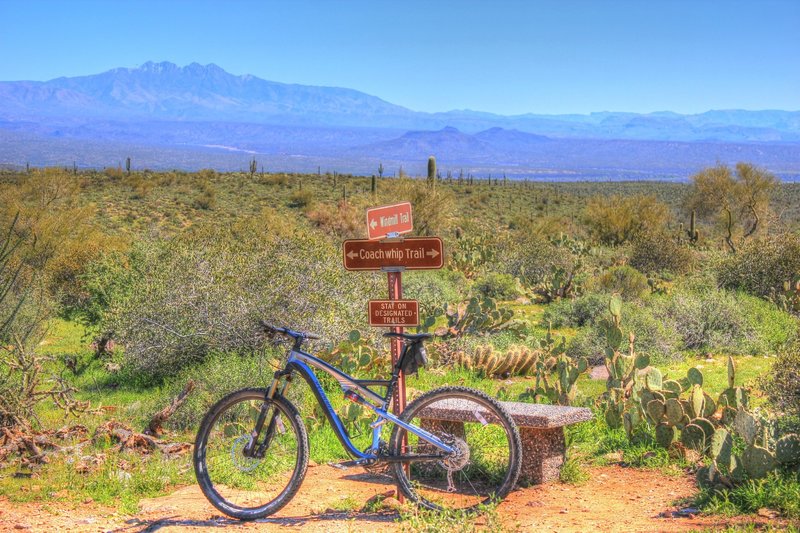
[243,369,293,458]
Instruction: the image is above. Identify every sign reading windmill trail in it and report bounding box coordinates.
[366,202,413,240]
[342,237,443,271]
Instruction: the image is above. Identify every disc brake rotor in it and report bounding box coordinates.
[439,436,470,472]
[230,434,261,473]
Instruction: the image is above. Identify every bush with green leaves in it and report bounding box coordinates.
[541,292,609,329]
[629,230,694,275]
[473,271,521,301]
[502,233,583,303]
[591,265,650,300]
[650,289,760,355]
[760,339,800,433]
[717,232,800,298]
[401,269,467,316]
[107,219,380,382]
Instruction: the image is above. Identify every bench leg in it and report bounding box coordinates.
[518,426,565,486]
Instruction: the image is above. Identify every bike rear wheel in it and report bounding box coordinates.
[389,386,521,512]
[193,388,308,520]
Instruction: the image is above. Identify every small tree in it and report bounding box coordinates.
[686,163,777,253]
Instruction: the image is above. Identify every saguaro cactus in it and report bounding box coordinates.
[125,157,131,175]
[686,210,700,243]
[427,156,437,189]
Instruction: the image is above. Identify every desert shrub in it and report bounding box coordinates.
[193,179,217,210]
[108,219,380,382]
[566,327,606,364]
[591,265,650,300]
[138,349,284,431]
[306,199,364,239]
[0,214,77,428]
[738,293,798,353]
[759,339,800,433]
[564,300,679,364]
[288,189,314,208]
[0,168,122,307]
[392,178,455,236]
[629,231,694,275]
[542,293,609,329]
[717,233,800,297]
[583,194,671,245]
[473,272,520,301]
[502,233,582,302]
[401,269,467,316]
[650,289,757,354]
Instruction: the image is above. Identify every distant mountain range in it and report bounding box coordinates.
[1,61,799,179]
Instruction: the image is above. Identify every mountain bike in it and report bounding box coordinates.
[193,323,522,520]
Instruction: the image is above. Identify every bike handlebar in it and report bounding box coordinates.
[260,321,321,341]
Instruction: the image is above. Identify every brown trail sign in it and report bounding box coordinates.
[366,202,413,240]
[342,237,443,271]
[368,299,419,327]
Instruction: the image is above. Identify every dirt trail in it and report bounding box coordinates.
[0,464,788,532]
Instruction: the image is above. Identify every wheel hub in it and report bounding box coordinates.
[230,434,261,472]
[440,436,470,472]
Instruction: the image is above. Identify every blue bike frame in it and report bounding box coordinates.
[265,346,455,462]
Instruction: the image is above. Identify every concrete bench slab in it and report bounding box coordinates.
[417,399,592,486]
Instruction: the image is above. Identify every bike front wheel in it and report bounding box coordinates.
[389,386,522,512]
[193,388,308,520]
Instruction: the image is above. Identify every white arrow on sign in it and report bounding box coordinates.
[370,219,378,230]
[347,250,358,259]
[426,249,439,258]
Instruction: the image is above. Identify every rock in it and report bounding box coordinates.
[381,497,404,511]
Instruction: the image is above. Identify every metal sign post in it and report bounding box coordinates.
[342,202,446,501]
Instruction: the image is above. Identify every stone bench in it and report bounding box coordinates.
[418,399,593,486]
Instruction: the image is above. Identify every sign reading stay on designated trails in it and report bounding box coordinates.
[368,300,419,327]
[343,237,443,271]
[366,202,413,240]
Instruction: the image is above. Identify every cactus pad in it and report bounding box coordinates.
[663,380,683,395]
[635,353,650,370]
[646,399,666,422]
[691,386,705,419]
[741,445,776,479]
[687,367,703,387]
[710,428,733,467]
[646,367,663,391]
[665,398,684,425]
[734,410,758,447]
[776,434,800,466]
[727,356,736,389]
[681,423,706,451]
[702,393,717,418]
[656,423,676,448]
[693,417,716,442]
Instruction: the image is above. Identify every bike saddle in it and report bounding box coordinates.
[383,332,433,342]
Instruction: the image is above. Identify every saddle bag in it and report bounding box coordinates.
[400,341,428,376]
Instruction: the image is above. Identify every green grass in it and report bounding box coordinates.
[693,471,800,520]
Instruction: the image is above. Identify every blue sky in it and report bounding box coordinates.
[1,0,798,115]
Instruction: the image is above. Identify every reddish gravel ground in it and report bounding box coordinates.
[0,464,791,532]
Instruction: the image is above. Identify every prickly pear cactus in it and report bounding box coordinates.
[775,434,800,466]
[741,445,777,479]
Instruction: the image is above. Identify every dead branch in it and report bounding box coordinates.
[144,379,195,436]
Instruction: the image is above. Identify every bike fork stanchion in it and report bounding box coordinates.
[386,267,408,501]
